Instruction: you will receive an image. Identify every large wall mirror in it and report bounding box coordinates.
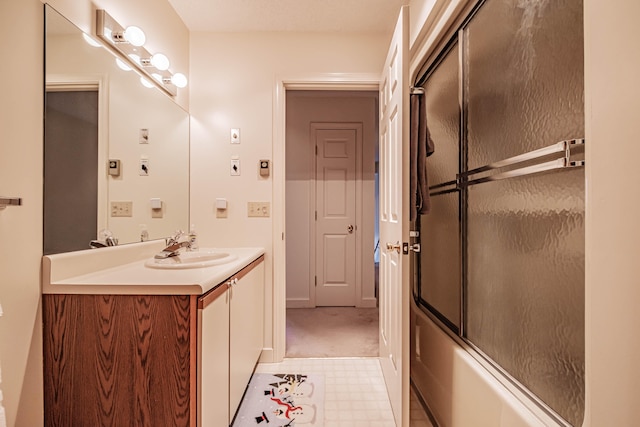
[44,5,189,255]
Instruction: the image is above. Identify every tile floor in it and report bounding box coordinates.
[255,357,397,426]
[254,357,435,426]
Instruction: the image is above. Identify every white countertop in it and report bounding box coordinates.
[43,242,265,295]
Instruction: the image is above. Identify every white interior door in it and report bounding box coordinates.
[315,126,357,306]
[379,6,409,426]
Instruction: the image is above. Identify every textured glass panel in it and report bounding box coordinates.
[466,168,584,425]
[466,0,584,169]
[419,193,460,329]
[425,43,460,185]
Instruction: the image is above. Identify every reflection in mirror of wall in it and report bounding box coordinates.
[44,5,189,255]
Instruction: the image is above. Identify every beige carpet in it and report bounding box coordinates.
[286,307,379,357]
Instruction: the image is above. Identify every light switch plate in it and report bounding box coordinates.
[231,159,240,176]
[139,158,149,176]
[139,128,149,144]
[230,128,240,144]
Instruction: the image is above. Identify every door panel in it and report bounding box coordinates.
[379,6,409,426]
[315,128,357,306]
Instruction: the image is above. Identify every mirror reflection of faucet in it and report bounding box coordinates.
[90,229,119,249]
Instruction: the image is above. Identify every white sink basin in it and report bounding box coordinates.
[145,250,238,270]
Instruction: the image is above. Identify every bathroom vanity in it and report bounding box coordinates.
[41,241,265,427]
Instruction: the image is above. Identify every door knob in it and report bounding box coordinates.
[386,241,401,253]
[347,224,354,234]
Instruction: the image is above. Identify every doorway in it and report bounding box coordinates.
[284,90,379,356]
[44,88,99,254]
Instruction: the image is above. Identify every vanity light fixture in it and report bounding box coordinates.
[115,58,132,71]
[150,53,170,71]
[140,77,154,88]
[95,9,187,96]
[122,26,146,46]
[169,73,188,88]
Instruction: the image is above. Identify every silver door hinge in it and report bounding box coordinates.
[409,230,420,238]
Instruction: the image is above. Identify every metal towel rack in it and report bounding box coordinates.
[0,197,22,208]
[428,138,585,196]
[459,138,585,186]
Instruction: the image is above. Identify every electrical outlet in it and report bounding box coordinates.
[248,202,270,217]
[111,201,133,217]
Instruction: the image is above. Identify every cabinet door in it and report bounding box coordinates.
[229,261,265,420]
[198,287,230,427]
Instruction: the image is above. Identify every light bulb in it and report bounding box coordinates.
[150,53,170,71]
[151,73,163,82]
[82,33,101,47]
[116,58,132,71]
[128,54,141,65]
[124,25,146,46]
[171,73,188,88]
[140,77,154,88]
[104,27,113,42]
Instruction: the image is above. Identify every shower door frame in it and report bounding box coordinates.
[411,0,585,425]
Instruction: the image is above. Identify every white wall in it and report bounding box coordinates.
[285,91,378,308]
[189,31,387,359]
[584,0,640,424]
[0,1,188,425]
[0,2,44,425]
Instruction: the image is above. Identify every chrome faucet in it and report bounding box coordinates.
[165,230,185,247]
[155,231,191,259]
[90,230,118,249]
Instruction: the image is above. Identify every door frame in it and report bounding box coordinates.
[310,122,364,308]
[272,73,380,362]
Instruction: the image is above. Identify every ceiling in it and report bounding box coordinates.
[167,0,407,34]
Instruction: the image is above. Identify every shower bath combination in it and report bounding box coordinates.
[410,0,585,425]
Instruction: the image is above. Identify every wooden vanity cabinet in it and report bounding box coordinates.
[43,255,264,427]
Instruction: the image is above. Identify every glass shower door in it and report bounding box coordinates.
[463,0,585,424]
[413,0,585,424]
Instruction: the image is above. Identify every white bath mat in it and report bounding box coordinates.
[232,373,325,426]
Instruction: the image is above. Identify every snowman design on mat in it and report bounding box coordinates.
[256,374,317,425]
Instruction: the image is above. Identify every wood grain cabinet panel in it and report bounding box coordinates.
[43,294,196,427]
[43,255,265,427]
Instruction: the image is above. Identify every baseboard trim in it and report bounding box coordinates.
[258,347,278,363]
[358,298,378,308]
[286,299,313,308]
